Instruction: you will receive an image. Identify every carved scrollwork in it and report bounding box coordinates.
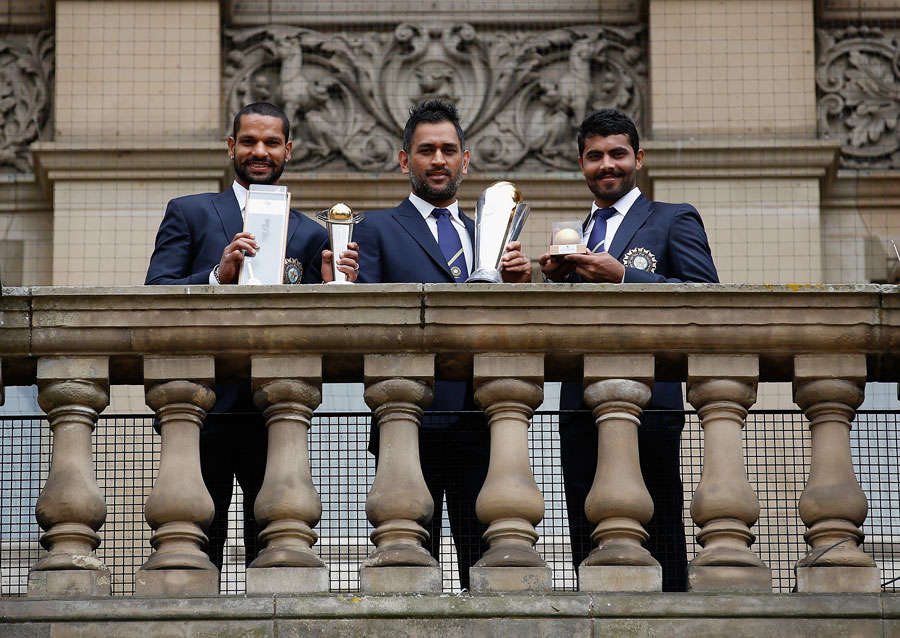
[817,27,900,169]
[0,30,53,173]
[224,24,645,171]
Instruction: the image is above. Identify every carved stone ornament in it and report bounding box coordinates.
[224,24,646,172]
[0,30,53,173]
[817,27,900,169]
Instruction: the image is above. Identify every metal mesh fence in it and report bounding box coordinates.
[1,410,898,596]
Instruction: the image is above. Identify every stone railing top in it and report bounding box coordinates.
[0,283,897,385]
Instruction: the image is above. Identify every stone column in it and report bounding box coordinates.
[578,355,661,592]
[245,356,328,593]
[470,354,549,593]
[686,355,770,592]
[135,356,218,596]
[793,355,880,592]
[28,357,110,598]
[359,354,440,593]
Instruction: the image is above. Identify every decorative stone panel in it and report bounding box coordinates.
[817,26,900,169]
[224,23,646,172]
[0,30,53,173]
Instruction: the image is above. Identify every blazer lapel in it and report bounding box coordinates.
[394,198,454,279]
[212,188,244,242]
[608,193,653,259]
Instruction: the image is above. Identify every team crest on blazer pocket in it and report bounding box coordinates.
[623,247,657,273]
[283,258,304,284]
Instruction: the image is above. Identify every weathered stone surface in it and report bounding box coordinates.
[0,593,895,637]
[26,569,111,599]
[246,566,330,594]
[578,564,662,592]
[469,566,552,592]
[687,565,771,593]
[359,566,441,593]
[796,566,881,593]
[2,284,898,386]
[132,569,219,597]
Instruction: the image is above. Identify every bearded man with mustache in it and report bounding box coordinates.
[539,108,719,592]
[145,102,358,573]
[353,99,532,590]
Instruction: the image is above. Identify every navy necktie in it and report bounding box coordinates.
[585,207,617,253]
[432,208,468,282]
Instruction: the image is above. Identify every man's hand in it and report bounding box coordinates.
[218,232,258,284]
[564,251,625,283]
[500,240,532,283]
[321,241,360,283]
[538,251,576,282]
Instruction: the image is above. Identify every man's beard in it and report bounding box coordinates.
[587,170,635,204]
[234,156,286,186]
[409,167,464,204]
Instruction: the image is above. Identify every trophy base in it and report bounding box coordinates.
[325,280,354,285]
[466,268,502,283]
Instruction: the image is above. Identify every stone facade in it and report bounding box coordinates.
[0,0,898,289]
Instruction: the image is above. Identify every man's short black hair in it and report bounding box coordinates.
[577,109,639,157]
[232,102,291,141]
[403,99,465,153]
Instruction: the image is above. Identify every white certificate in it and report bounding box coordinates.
[238,184,291,285]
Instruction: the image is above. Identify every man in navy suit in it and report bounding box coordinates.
[355,99,531,589]
[539,108,718,591]
[146,102,357,571]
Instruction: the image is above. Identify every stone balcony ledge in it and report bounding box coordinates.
[1,592,896,637]
[1,283,898,387]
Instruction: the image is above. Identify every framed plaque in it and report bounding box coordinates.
[238,184,291,285]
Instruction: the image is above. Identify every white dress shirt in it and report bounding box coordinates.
[552,186,642,284]
[407,191,474,273]
[582,186,641,251]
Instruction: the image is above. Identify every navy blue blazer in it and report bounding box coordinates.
[578,193,719,285]
[145,188,328,286]
[355,197,476,417]
[561,193,719,414]
[145,188,329,414]
[355,197,475,284]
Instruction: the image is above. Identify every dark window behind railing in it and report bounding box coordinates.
[1,411,898,595]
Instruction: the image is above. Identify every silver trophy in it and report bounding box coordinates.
[315,203,364,284]
[466,181,531,283]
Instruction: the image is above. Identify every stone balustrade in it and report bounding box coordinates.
[1,283,896,598]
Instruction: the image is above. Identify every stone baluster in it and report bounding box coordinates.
[578,355,661,592]
[360,354,440,593]
[470,354,550,592]
[686,355,770,592]
[135,356,218,596]
[245,356,328,593]
[28,357,111,598]
[793,355,880,592]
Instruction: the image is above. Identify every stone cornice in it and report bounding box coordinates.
[817,0,900,24]
[30,141,226,185]
[642,140,841,180]
[1,284,897,387]
[0,174,50,213]
[228,0,644,26]
[823,170,900,210]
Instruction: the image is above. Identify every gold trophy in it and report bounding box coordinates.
[466,181,531,283]
[315,203,364,284]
